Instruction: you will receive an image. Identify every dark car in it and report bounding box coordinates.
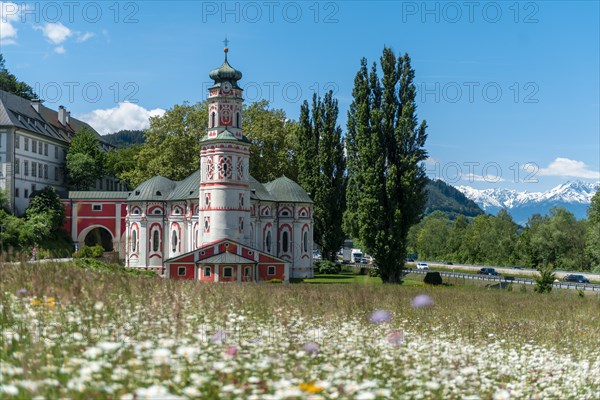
[478,267,500,276]
[444,261,454,265]
[563,274,590,284]
[511,266,524,270]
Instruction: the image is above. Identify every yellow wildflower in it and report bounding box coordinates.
[30,298,42,306]
[299,382,323,394]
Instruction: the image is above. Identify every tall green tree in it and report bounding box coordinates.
[344,48,428,283]
[120,100,298,188]
[586,191,600,271]
[25,186,65,232]
[244,100,298,182]
[0,54,37,100]
[66,127,106,190]
[297,92,346,260]
[105,145,143,189]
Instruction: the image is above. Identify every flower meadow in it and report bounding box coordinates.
[1,263,599,399]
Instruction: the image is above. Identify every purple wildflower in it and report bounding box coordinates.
[211,329,227,344]
[370,309,392,324]
[411,294,434,309]
[303,342,320,354]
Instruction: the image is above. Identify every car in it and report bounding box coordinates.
[444,261,454,265]
[416,262,429,270]
[478,267,500,276]
[406,258,415,263]
[563,274,590,283]
[511,266,524,270]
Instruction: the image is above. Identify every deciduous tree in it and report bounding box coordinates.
[344,48,428,283]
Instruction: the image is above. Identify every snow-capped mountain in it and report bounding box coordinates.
[456,181,599,224]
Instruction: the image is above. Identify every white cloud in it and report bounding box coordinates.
[53,45,66,54]
[538,157,600,179]
[35,22,72,44]
[0,2,19,45]
[77,102,166,135]
[76,32,95,43]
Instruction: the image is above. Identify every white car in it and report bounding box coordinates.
[416,262,429,270]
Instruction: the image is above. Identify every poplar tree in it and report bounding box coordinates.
[344,48,428,283]
[297,91,346,260]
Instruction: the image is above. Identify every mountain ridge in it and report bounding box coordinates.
[456,181,599,224]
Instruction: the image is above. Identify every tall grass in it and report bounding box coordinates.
[1,262,599,398]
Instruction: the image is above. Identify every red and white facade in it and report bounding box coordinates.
[61,49,314,282]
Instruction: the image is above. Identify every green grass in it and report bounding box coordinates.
[1,261,599,398]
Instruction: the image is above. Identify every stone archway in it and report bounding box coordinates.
[81,226,114,252]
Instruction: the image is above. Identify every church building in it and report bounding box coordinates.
[62,48,314,282]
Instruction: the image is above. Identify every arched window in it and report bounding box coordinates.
[171,230,178,253]
[211,112,216,128]
[303,231,308,253]
[236,112,240,128]
[152,230,159,252]
[265,230,272,253]
[132,229,137,252]
[282,231,289,253]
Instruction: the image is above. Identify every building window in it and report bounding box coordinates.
[132,229,137,252]
[44,164,48,179]
[303,231,308,253]
[204,217,210,233]
[178,267,186,276]
[92,204,102,211]
[32,140,37,153]
[54,146,58,159]
[244,266,251,277]
[44,143,48,156]
[15,188,19,198]
[171,230,178,253]
[268,266,276,276]
[38,164,42,178]
[24,137,28,151]
[204,266,211,277]
[223,267,233,278]
[282,231,289,253]
[31,184,36,193]
[24,189,28,198]
[152,230,159,252]
[14,158,19,174]
[211,112,216,128]
[24,161,28,176]
[265,230,272,253]
[54,167,59,181]
[31,162,37,177]
[236,112,240,128]
[15,135,19,149]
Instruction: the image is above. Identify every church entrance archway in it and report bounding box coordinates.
[83,227,114,251]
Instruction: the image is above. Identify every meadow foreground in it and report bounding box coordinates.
[1,263,599,399]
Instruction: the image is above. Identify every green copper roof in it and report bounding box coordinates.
[168,169,201,200]
[200,129,251,143]
[67,191,129,200]
[198,252,256,264]
[249,176,276,202]
[209,56,243,83]
[264,176,313,203]
[128,176,177,201]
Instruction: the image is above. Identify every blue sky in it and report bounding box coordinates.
[1,1,598,190]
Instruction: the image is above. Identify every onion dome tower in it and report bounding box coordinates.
[198,43,252,247]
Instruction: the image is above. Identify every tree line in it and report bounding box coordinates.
[408,192,600,273]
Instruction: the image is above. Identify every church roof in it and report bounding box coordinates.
[209,52,243,85]
[167,169,201,200]
[264,176,313,203]
[200,129,251,144]
[198,252,256,264]
[128,176,177,201]
[249,176,276,202]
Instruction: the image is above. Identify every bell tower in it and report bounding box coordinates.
[198,44,251,247]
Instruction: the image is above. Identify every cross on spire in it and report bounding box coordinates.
[223,37,229,48]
